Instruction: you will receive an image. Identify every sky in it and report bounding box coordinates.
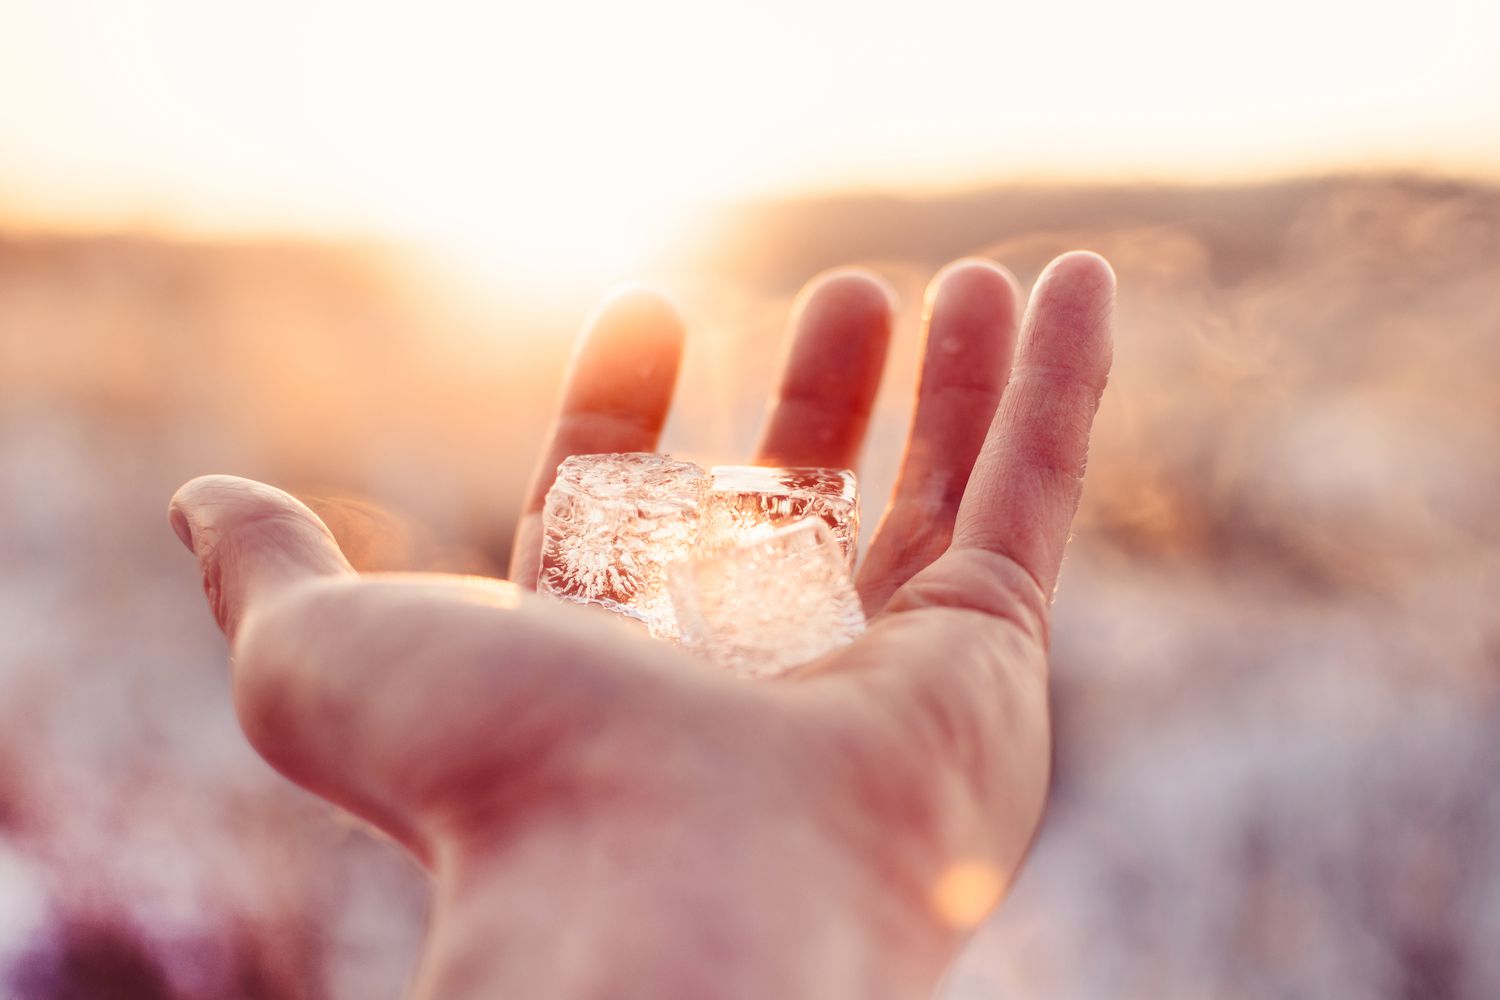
[2,0,1498,282]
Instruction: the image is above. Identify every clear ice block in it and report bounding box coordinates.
[539,453,709,638]
[667,518,867,679]
[703,466,859,565]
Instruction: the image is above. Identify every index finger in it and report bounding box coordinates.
[947,251,1115,599]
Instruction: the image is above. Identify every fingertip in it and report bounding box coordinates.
[798,267,897,327]
[563,285,687,420]
[1023,251,1116,367]
[168,475,352,638]
[1036,250,1116,302]
[169,474,252,556]
[754,266,895,469]
[927,257,1022,319]
[171,472,270,508]
[588,285,686,351]
[171,474,319,548]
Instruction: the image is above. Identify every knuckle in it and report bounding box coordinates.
[1011,359,1109,402]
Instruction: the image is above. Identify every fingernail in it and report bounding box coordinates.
[169,507,195,552]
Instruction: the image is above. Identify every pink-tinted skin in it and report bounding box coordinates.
[169,252,1114,999]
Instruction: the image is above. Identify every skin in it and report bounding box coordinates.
[168,251,1115,999]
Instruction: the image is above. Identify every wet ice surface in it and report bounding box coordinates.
[539,453,710,639]
[539,453,863,671]
[668,519,866,678]
[703,465,859,565]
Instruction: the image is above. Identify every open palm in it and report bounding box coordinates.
[169,252,1114,1000]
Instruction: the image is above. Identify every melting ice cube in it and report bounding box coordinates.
[666,518,867,679]
[540,455,867,672]
[539,452,709,638]
[704,465,859,564]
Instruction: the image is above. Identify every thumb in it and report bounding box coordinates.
[169,475,354,640]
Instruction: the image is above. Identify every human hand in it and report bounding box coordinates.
[168,251,1114,1000]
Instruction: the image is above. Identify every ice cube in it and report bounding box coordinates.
[539,453,710,638]
[667,518,867,678]
[703,466,859,564]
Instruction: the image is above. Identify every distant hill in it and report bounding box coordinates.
[707,173,1500,289]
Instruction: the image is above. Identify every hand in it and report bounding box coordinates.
[168,251,1114,1000]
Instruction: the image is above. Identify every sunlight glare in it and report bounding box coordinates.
[0,0,1497,289]
[931,860,1007,929]
[290,1,797,289]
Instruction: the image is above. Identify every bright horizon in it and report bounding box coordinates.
[3,0,1498,284]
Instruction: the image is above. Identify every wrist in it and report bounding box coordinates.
[411,810,958,1000]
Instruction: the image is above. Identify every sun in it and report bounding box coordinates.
[286,1,788,291]
[2,0,1496,283]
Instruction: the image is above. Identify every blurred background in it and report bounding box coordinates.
[2,1,1498,997]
